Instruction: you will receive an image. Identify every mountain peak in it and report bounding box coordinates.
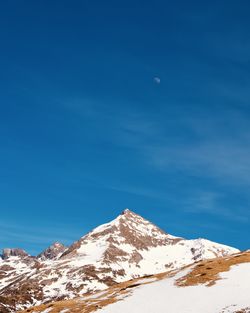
[121,208,133,215]
[120,208,143,220]
[61,209,180,261]
[37,242,67,261]
[52,241,65,248]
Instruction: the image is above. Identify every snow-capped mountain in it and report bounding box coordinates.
[60,209,239,277]
[23,251,250,313]
[0,209,239,312]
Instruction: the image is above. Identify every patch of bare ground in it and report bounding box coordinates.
[176,251,250,287]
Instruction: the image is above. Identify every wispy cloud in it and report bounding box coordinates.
[64,99,250,186]
[147,141,250,184]
[61,97,250,222]
[182,191,249,223]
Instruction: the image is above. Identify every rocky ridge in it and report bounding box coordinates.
[1,248,29,260]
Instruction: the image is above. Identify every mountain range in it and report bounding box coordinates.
[0,209,241,312]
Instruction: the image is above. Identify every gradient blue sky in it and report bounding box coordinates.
[1,1,250,254]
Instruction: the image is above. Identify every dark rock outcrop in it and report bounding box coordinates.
[37,242,66,261]
[1,248,29,260]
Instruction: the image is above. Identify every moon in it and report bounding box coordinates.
[154,77,161,84]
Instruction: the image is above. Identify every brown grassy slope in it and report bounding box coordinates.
[19,251,250,313]
[176,251,250,287]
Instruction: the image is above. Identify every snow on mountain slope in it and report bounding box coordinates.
[0,209,239,312]
[19,251,250,313]
[100,253,250,313]
[0,255,39,290]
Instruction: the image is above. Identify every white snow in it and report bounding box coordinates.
[40,308,52,313]
[75,239,108,262]
[100,263,250,313]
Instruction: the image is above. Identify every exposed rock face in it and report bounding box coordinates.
[0,209,239,313]
[1,248,29,260]
[37,242,67,261]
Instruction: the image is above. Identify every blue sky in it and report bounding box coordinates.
[1,1,250,254]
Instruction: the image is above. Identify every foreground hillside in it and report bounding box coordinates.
[0,210,239,312]
[19,251,250,313]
